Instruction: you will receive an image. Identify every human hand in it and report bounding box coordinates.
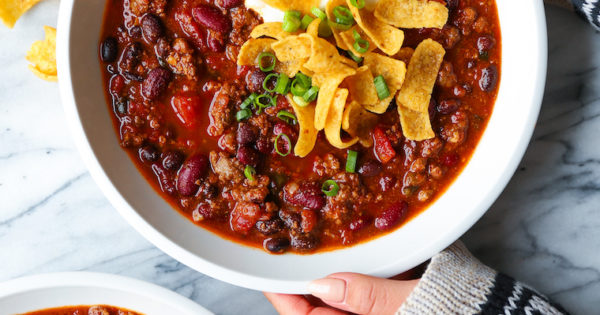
[264,272,419,315]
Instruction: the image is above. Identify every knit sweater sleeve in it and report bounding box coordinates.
[396,242,568,315]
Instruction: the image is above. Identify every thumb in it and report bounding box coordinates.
[307,272,418,315]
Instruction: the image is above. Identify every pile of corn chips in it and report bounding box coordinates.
[0,0,42,28]
[238,0,449,157]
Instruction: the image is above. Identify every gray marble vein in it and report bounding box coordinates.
[0,3,597,315]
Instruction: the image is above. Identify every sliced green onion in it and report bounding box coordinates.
[303,86,320,103]
[292,95,310,107]
[263,73,279,92]
[274,74,291,95]
[283,10,302,33]
[347,50,363,63]
[353,30,369,53]
[333,6,354,25]
[295,72,312,88]
[311,7,327,20]
[328,20,353,30]
[244,165,256,181]
[258,52,276,72]
[321,179,340,197]
[236,108,252,121]
[301,15,315,30]
[318,18,333,37]
[374,75,390,100]
[241,93,258,109]
[254,94,275,113]
[345,150,358,173]
[277,110,297,124]
[275,133,292,156]
[291,79,309,96]
[349,0,365,9]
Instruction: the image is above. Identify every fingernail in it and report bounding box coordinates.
[308,278,346,303]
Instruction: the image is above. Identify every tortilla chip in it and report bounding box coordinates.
[362,52,406,113]
[342,100,378,147]
[396,39,444,113]
[26,25,57,82]
[262,0,320,15]
[0,0,41,28]
[271,35,311,61]
[398,106,435,140]
[237,38,277,66]
[374,0,449,29]
[339,25,376,57]
[324,88,358,149]
[326,0,350,50]
[288,95,318,157]
[394,47,415,64]
[251,22,294,40]
[312,67,355,130]
[301,33,344,73]
[345,66,378,105]
[347,1,404,56]
[306,17,321,38]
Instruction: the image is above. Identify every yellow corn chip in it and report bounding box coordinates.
[396,39,444,113]
[339,25,376,57]
[271,35,311,61]
[0,0,41,28]
[26,25,57,82]
[342,100,378,147]
[345,66,378,105]
[250,22,294,40]
[262,0,320,15]
[363,52,406,113]
[312,67,355,130]
[237,38,277,66]
[394,46,415,64]
[301,33,343,73]
[398,106,434,140]
[326,0,350,50]
[374,0,449,29]
[306,17,321,38]
[324,88,358,149]
[347,1,404,56]
[288,95,318,157]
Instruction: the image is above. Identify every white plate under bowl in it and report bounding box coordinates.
[57,0,547,293]
[0,272,211,314]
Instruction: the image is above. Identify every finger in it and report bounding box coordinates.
[264,292,347,315]
[307,273,419,315]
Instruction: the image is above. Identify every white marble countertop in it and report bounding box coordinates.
[1,2,597,314]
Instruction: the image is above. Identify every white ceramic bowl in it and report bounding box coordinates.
[57,0,547,293]
[0,272,211,314]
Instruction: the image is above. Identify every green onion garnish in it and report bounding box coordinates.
[275,133,292,156]
[258,52,276,72]
[244,165,256,181]
[349,0,365,9]
[333,6,354,25]
[328,20,353,30]
[254,94,275,113]
[374,75,390,100]
[303,86,320,103]
[318,18,333,37]
[347,50,363,63]
[292,95,309,107]
[301,15,315,30]
[291,79,309,96]
[263,73,279,92]
[353,30,369,54]
[295,72,312,87]
[241,93,258,109]
[277,110,297,124]
[236,108,252,121]
[321,179,340,196]
[282,10,302,33]
[274,73,291,95]
[311,7,327,20]
[345,150,358,173]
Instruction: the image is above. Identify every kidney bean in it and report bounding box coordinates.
[246,70,267,93]
[374,201,408,230]
[358,160,382,177]
[236,123,257,145]
[291,233,318,251]
[129,26,142,39]
[273,122,297,141]
[195,203,217,220]
[192,5,232,33]
[152,164,176,195]
[349,215,372,231]
[479,65,498,92]
[284,182,326,211]
[437,99,461,114]
[138,145,159,163]
[477,35,496,52]
[379,175,396,192]
[176,154,209,196]
[217,0,243,9]
[141,14,164,44]
[100,37,118,63]
[255,136,272,154]
[162,150,184,171]
[237,145,259,167]
[175,10,207,52]
[264,237,290,254]
[256,218,285,235]
[142,67,171,100]
[207,31,225,52]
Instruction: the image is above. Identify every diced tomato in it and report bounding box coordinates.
[300,209,317,233]
[171,94,201,128]
[373,127,396,164]
[230,202,262,234]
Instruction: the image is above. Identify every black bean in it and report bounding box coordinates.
[152,164,176,195]
[264,237,290,254]
[100,37,118,63]
[290,233,318,251]
[139,145,160,163]
[120,43,142,72]
[162,151,184,171]
[279,210,302,231]
[142,14,164,44]
[358,160,382,177]
[256,218,285,235]
[129,26,142,39]
[477,35,496,52]
[114,98,128,115]
[479,65,498,92]
[437,99,461,114]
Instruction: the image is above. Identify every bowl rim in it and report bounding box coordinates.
[0,272,212,314]
[57,0,548,293]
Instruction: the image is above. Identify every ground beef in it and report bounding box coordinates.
[231,174,271,203]
[229,6,262,46]
[322,172,370,225]
[164,38,198,79]
[312,154,341,177]
[209,151,244,183]
[129,0,167,17]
